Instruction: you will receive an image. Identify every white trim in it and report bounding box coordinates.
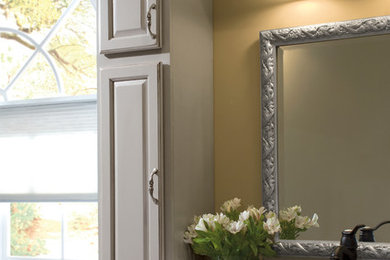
[0,194,98,203]
[3,257,95,260]
[0,95,97,109]
[0,27,63,95]
[0,204,6,260]
[4,257,95,260]
[2,0,82,96]
[61,212,65,260]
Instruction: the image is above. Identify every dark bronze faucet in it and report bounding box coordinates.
[330,224,365,260]
[359,221,390,242]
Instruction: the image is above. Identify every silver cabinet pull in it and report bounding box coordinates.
[148,168,159,204]
[147,3,157,39]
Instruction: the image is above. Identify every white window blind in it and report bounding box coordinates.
[0,97,97,201]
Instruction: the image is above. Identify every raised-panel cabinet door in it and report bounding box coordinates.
[99,63,164,260]
[99,0,161,54]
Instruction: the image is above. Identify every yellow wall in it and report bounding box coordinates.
[213,0,390,209]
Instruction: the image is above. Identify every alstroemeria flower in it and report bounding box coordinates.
[184,223,197,244]
[259,206,267,216]
[295,213,319,229]
[202,213,217,230]
[220,198,241,213]
[279,205,302,222]
[239,210,250,222]
[215,213,230,228]
[265,211,276,219]
[309,213,319,228]
[247,206,266,221]
[195,218,208,232]
[264,212,281,235]
[291,205,302,214]
[227,220,246,234]
[295,215,311,229]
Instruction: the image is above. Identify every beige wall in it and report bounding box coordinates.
[213,0,390,209]
[214,2,390,259]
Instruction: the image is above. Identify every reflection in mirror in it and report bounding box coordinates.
[277,34,390,243]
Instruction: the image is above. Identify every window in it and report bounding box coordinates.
[0,0,97,259]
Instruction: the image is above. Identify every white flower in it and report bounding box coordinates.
[295,213,319,229]
[295,215,311,229]
[193,215,201,224]
[265,211,276,219]
[309,213,319,228]
[195,213,231,232]
[215,213,230,228]
[202,213,215,223]
[279,210,295,222]
[263,213,281,235]
[202,213,217,230]
[184,223,197,244]
[195,218,208,232]
[259,206,267,216]
[227,220,246,234]
[239,210,250,222]
[184,215,202,244]
[247,206,266,221]
[291,205,302,214]
[183,231,193,244]
[279,205,301,222]
[220,198,241,213]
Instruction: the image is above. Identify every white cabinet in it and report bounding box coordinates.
[98,0,214,259]
[99,0,161,54]
[99,63,164,260]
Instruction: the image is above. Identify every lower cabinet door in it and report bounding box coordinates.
[99,63,163,260]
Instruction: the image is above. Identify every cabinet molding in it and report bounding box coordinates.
[99,63,164,260]
[99,0,162,54]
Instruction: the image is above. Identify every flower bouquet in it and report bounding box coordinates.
[279,205,319,240]
[184,198,319,260]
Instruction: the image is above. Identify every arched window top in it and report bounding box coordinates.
[0,0,97,103]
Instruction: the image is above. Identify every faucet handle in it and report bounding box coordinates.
[342,224,366,236]
[373,220,390,231]
[359,221,390,242]
[341,224,365,249]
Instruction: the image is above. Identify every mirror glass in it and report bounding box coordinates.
[277,34,390,242]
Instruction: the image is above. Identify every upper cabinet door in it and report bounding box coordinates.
[99,0,161,54]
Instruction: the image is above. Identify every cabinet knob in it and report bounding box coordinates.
[148,168,159,204]
[147,3,157,39]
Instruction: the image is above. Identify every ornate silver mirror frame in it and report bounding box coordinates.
[260,16,390,259]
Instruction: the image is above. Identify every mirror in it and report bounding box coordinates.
[278,34,390,242]
[260,16,390,258]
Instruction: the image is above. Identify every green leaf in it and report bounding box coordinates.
[249,242,258,256]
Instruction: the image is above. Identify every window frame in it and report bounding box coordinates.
[0,95,98,260]
[0,202,98,260]
[0,0,98,258]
